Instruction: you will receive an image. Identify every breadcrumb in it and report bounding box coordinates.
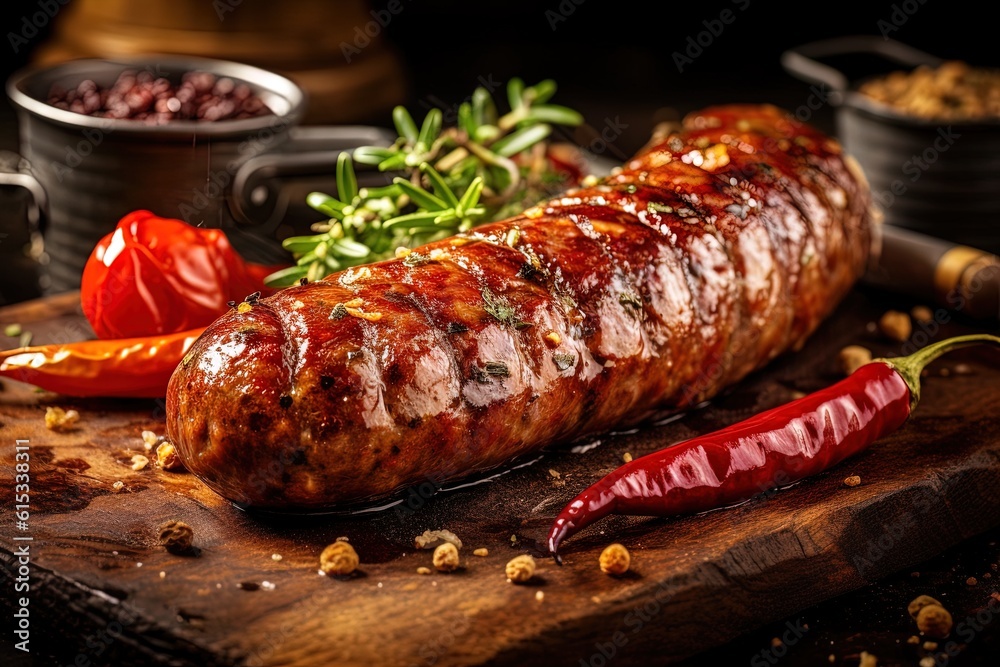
[320,541,359,576]
[505,554,536,583]
[599,543,631,575]
[45,406,79,431]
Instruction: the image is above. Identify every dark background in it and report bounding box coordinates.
[2,2,999,665]
[1,0,997,154]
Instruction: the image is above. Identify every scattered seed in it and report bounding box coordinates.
[473,548,489,557]
[599,543,631,576]
[844,475,862,487]
[506,554,536,583]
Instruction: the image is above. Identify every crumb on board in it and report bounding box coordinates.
[142,430,159,450]
[908,595,942,619]
[858,650,877,667]
[916,604,953,638]
[320,541,359,576]
[919,657,935,667]
[844,475,862,487]
[271,553,282,561]
[45,406,79,431]
[838,345,872,376]
[416,566,431,575]
[622,452,633,463]
[911,305,934,324]
[505,554,536,583]
[535,590,544,602]
[111,480,125,493]
[878,310,912,342]
[473,548,489,557]
[923,641,938,651]
[907,635,920,644]
[966,576,978,586]
[771,637,782,648]
[414,529,462,550]
[599,543,631,576]
[548,469,561,479]
[432,543,460,572]
[158,520,194,554]
[155,442,185,472]
[130,454,149,471]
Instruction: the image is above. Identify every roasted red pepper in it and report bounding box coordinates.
[0,328,205,398]
[81,210,278,339]
[547,334,1000,558]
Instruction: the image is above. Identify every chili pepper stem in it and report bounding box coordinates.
[878,334,1000,411]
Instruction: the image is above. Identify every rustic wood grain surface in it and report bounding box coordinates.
[1,289,999,666]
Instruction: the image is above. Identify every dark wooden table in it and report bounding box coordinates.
[1,286,999,667]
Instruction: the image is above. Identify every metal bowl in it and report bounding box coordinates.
[3,55,307,292]
[783,36,1000,255]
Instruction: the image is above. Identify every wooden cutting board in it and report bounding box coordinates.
[2,289,999,667]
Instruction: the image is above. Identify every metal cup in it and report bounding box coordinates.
[3,55,392,293]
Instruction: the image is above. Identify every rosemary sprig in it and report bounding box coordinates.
[265,78,584,287]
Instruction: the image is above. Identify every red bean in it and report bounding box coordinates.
[45,70,272,122]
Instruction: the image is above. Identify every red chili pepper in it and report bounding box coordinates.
[547,334,1000,558]
[0,328,205,398]
[81,210,280,339]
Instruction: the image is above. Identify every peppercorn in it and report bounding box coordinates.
[158,520,194,554]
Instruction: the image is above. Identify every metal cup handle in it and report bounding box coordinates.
[781,36,943,104]
[0,159,48,233]
[229,125,396,233]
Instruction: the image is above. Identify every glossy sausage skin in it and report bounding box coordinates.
[165,105,873,510]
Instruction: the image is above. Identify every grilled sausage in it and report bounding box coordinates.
[166,105,873,511]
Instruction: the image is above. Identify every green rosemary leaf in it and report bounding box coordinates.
[473,124,502,144]
[353,146,396,165]
[456,177,485,216]
[358,183,402,199]
[393,177,448,211]
[306,192,347,218]
[619,291,643,315]
[507,77,525,110]
[491,123,552,158]
[416,108,443,151]
[458,102,476,136]
[331,238,372,259]
[472,87,497,126]
[392,106,419,143]
[336,152,358,203]
[377,153,408,172]
[524,79,557,105]
[264,264,309,287]
[281,235,324,254]
[420,163,460,207]
[384,209,449,229]
[447,322,469,334]
[329,303,348,320]
[523,104,584,126]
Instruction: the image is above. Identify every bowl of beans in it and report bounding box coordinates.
[784,36,1000,255]
[3,55,391,292]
